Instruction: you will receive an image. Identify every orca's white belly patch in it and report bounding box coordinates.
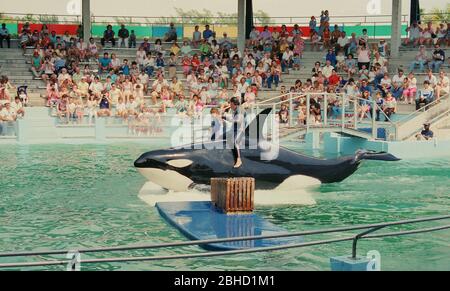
[137,168,193,192]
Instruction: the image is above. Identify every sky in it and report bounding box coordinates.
[0,0,447,18]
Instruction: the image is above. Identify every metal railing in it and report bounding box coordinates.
[253,92,395,140]
[0,12,413,39]
[0,215,448,270]
[394,96,450,141]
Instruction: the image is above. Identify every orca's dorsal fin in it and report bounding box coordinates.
[245,108,272,142]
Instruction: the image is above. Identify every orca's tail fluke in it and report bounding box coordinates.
[354,150,401,162]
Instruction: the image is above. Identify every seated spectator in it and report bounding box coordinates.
[165,23,178,42]
[390,82,404,100]
[382,92,397,121]
[0,23,11,48]
[436,23,447,46]
[181,40,193,56]
[335,51,346,71]
[98,52,112,74]
[248,26,260,47]
[278,104,289,124]
[416,80,434,110]
[17,86,29,106]
[358,90,372,121]
[392,69,405,87]
[140,38,151,53]
[118,24,130,48]
[402,72,417,104]
[0,101,17,123]
[343,54,358,79]
[310,30,321,51]
[424,69,438,88]
[419,23,434,47]
[97,93,112,117]
[87,37,100,60]
[19,30,32,54]
[199,39,212,61]
[378,73,392,96]
[373,51,388,68]
[428,44,445,73]
[281,47,294,73]
[404,22,421,47]
[258,26,272,45]
[335,31,350,54]
[101,25,116,47]
[322,60,334,80]
[409,45,429,72]
[57,95,68,122]
[435,71,449,100]
[415,123,434,140]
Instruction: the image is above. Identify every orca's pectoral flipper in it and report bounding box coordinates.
[244,108,272,142]
[355,150,401,162]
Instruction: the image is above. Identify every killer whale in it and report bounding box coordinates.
[134,108,400,191]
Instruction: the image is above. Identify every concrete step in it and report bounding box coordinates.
[25,107,52,118]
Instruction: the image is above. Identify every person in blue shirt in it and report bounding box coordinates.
[0,23,11,48]
[101,25,116,47]
[416,123,434,140]
[428,44,446,73]
[108,69,118,83]
[50,30,58,45]
[203,25,214,40]
[309,16,317,34]
[121,59,130,76]
[155,53,165,70]
[390,82,404,100]
[416,81,434,110]
[359,79,373,97]
[164,23,177,42]
[98,52,112,74]
[325,49,337,67]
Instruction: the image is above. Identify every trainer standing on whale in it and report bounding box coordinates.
[222,97,245,169]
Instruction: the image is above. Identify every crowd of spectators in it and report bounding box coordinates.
[0,15,449,133]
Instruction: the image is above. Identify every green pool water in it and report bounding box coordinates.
[0,144,449,271]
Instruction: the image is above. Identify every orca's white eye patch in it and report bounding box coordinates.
[167,159,193,168]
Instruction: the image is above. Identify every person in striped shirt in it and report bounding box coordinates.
[416,81,434,110]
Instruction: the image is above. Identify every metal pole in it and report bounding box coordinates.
[82,0,91,40]
[352,226,386,259]
[237,0,246,53]
[306,94,310,133]
[289,92,294,127]
[391,0,402,58]
[323,94,328,126]
[341,94,345,131]
[372,100,377,139]
[354,99,358,130]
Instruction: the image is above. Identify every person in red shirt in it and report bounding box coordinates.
[280,25,290,39]
[191,54,201,72]
[323,26,331,50]
[328,69,341,91]
[40,33,51,49]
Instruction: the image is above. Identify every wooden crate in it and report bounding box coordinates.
[211,178,255,214]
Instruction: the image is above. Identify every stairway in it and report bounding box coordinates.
[395,97,450,141]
